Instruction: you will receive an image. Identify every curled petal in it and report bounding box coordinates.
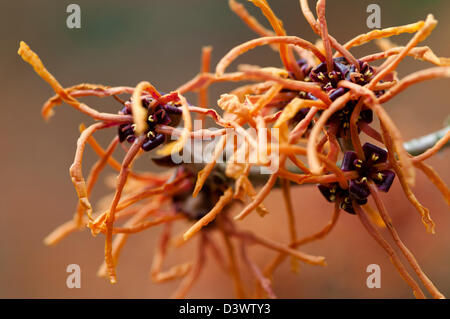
[131,82,161,135]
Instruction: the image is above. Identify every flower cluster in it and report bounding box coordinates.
[19,0,449,299]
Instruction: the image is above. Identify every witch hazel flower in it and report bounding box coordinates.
[318,183,366,214]
[313,59,385,136]
[318,143,395,214]
[118,96,182,151]
[291,57,385,137]
[18,0,450,299]
[342,143,396,200]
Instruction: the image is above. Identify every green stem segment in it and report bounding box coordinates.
[403,126,449,156]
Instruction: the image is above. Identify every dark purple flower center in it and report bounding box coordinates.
[342,143,396,200]
[293,57,386,137]
[327,100,374,137]
[309,57,351,95]
[318,143,396,214]
[117,96,182,152]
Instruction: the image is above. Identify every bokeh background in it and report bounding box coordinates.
[0,0,449,298]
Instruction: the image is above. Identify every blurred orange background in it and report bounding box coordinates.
[0,0,449,298]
